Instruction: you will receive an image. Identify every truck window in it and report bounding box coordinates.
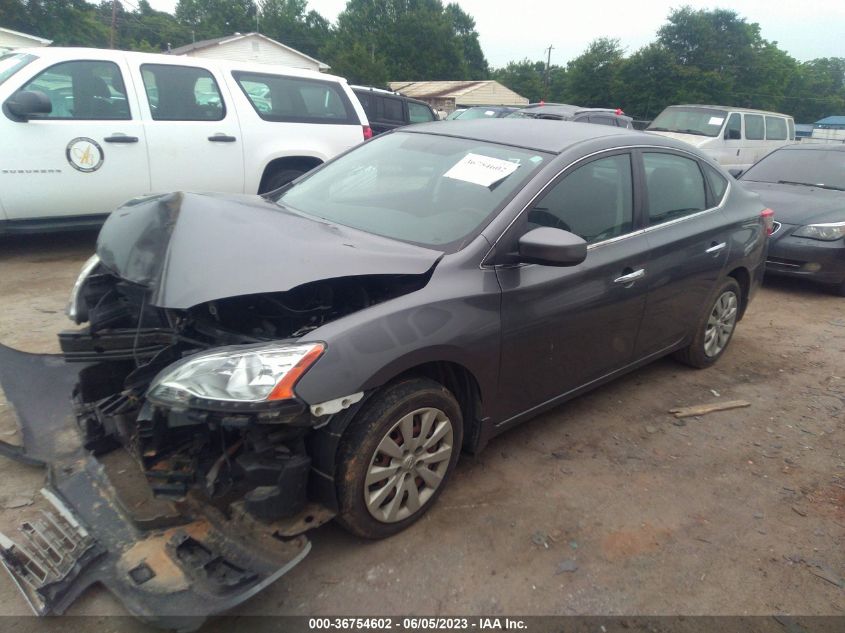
[408,101,434,123]
[382,97,404,122]
[765,116,787,140]
[234,71,355,124]
[20,60,130,120]
[724,113,741,139]
[745,114,764,140]
[0,53,36,87]
[141,64,225,121]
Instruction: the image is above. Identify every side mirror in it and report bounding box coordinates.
[5,90,52,120]
[728,168,744,178]
[518,227,587,267]
[725,129,741,140]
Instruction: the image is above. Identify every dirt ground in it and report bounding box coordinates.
[0,231,843,629]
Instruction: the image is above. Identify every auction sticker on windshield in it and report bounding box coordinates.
[444,153,519,187]
[708,116,725,126]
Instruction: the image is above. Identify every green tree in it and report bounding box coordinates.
[445,3,488,79]
[491,59,545,102]
[322,0,486,85]
[175,0,256,41]
[565,38,624,107]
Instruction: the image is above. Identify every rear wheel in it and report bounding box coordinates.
[335,378,463,539]
[673,278,741,368]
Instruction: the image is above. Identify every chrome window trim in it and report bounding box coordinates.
[483,144,731,266]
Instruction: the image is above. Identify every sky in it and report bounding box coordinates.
[143,0,845,68]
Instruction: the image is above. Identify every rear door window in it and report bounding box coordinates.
[745,114,764,140]
[234,71,355,124]
[382,96,404,122]
[588,115,617,126]
[765,116,787,140]
[141,64,224,121]
[21,60,130,120]
[643,152,707,224]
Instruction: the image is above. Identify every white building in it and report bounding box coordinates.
[170,32,329,72]
[388,80,528,114]
[0,27,52,52]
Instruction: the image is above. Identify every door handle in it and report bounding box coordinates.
[103,134,139,143]
[706,242,727,254]
[614,268,646,284]
[208,134,237,142]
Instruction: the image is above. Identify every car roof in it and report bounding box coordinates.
[14,46,349,83]
[519,104,630,118]
[403,118,662,154]
[666,104,792,117]
[778,142,845,152]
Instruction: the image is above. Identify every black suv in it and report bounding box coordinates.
[351,85,438,135]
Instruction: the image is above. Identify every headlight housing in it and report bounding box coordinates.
[66,254,101,323]
[148,342,324,407]
[792,221,845,241]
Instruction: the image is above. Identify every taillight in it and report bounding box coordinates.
[761,208,775,236]
[362,125,373,140]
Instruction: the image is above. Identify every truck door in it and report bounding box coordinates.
[1,57,150,223]
[132,62,245,194]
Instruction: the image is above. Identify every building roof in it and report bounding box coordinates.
[388,80,527,105]
[170,32,329,70]
[815,115,845,126]
[0,26,52,46]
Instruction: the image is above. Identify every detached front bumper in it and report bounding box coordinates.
[0,344,310,630]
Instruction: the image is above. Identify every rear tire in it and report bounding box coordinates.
[334,378,463,539]
[259,168,306,194]
[673,278,741,368]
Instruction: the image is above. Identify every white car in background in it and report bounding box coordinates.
[647,105,795,173]
[0,47,370,233]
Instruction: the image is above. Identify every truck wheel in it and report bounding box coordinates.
[335,378,463,539]
[673,277,741,368]
[259,168,305,194]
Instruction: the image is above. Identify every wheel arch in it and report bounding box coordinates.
[726,265,751,319]
[258,155,324,193]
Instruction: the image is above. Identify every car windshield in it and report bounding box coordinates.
[456,108,500,120]
[741,148,845,190]
[277,132,548,250]
[648,107,728,137]
[0,52,36,86]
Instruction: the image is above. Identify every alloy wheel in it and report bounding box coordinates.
[704,290,738,357]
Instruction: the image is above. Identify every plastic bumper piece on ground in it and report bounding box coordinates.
[0,343,310,630]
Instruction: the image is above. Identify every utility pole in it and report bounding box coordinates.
[543,44,554,102]
[110,0,117,49]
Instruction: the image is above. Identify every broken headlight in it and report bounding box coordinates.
[66,253,101,323]
[147,342,324,406]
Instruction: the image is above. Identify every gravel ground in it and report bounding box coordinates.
[0,231,843,630]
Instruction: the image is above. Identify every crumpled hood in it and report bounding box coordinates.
[97,192,443,309]
[739,181,845,225]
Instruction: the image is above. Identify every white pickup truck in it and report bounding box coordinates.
[0,47,371,233]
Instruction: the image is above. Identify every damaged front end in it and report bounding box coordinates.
[0,193,439,626]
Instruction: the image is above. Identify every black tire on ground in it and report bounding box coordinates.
[673,277,742,369]
[334,377,463,539]
[834,279,845,297]
[259,168,306,194]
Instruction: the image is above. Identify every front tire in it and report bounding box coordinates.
[335,378,463,539]
[674,278,741,368]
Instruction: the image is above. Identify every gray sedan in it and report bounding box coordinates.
[0,119,769,625]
